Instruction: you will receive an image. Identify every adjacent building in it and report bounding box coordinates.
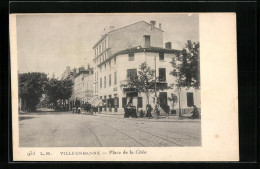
[92,20,201,115]
[73,68,94,103]
[61,66,94,105]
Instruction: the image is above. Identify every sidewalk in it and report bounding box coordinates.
[94,112,201,122]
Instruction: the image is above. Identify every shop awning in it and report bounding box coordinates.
[88,96,103,107]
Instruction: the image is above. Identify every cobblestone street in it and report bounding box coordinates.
[19,112,201,147]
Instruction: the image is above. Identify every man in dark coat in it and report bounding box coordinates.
[191,105,200,119]
[75,98,81,114]
[146,104,153,119]
[124,105,129,118]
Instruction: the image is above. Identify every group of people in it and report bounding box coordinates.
[72,98,98,115]
[73,99,81,114]
[124,104,138,118]
[124,103,200,119]
[123,103,155,119]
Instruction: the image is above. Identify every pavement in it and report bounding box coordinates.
[19,111,201,147]
[94,112,201,122]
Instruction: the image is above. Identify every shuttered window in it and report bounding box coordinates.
[187,92,194,107]
[138,97,143,108]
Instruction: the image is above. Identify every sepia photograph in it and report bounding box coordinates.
[10,13,238,161]
[16,13,201,147]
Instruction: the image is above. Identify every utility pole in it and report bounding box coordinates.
[154,55,159,119]
[154,55,157,103]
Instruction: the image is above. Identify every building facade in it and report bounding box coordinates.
[71,68,94,103]
[92,20,200,114]
[61,66,94,105]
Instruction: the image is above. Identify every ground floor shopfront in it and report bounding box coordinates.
[97,88,201,115]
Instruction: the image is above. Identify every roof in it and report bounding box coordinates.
[97,46,181,67]
[73,68,94,78]
[92,21,164,49]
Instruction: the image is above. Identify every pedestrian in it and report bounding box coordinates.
[165,105,170,118]
[191,105,200,119]
[154,105,159,119]
[139,109,144,118]
[75,98,80,114]
[124,105,129,118]
[146,104,153,119]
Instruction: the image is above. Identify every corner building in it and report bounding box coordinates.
[93,21,200,114]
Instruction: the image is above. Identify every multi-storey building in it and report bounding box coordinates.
[71,67,94,103]
[92,20,200,114]
[73,71,94,103]
[61,66,94,105]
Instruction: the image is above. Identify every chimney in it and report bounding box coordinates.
[159,23,162,29]
[150,20,156,29]
[109,26,115,32]
[165,42,172,49]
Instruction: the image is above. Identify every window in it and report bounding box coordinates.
[122,97,127,108]
[138,97,143,108]
[159,68,166,81]
[100,78,102,88]
[128,53,134,61]
[104,76,106,88]
[187,92,194,107]
[109,74,111,86]
[114,71,117,85]
[144,35,151,47]
[127,69,137,78]
[109,61,111,67]
[159,52,164,60]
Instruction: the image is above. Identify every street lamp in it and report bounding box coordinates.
[177,87,182,120]
[154,55,159,119]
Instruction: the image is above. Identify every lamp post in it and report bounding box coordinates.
[154,55,159,119]
[177,87,182,120]
[154,55,157,101]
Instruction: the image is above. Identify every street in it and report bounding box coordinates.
[19,112,201,147]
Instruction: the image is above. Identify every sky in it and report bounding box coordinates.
[16,13,199,78]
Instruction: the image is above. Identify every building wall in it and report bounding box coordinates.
[108,21,163,55]
[73,73,94,103]
[95,51,201,114]
[93,21,163,70]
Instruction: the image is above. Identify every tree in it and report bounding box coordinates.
[121,62,170,105]
[121,62,155,105]
[18,72,48,112]
[168,93,178,110]
[45,77,73,110]
[170,40,200,90]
